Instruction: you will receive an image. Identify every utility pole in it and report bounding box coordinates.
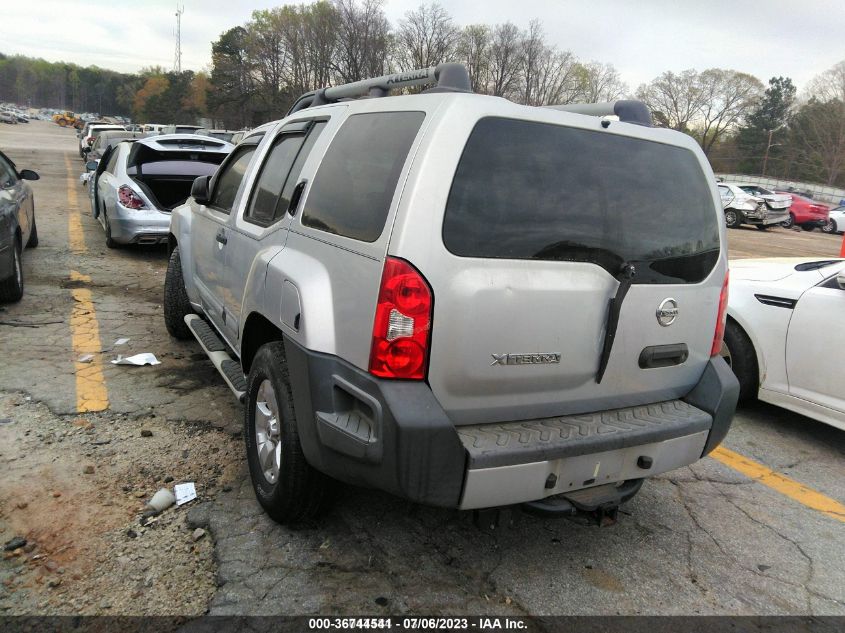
[174,5,185,73]
[762,128,782,177]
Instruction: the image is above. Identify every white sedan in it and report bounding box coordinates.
[822,205,844,234]
[721,258,845,431]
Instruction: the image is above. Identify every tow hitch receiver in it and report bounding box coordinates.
[522,479,644,527]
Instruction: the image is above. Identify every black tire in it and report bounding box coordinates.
[821,219,837,234]
[26,216,38,248]
[781,213,795,229]
[104,209,118,248]
[244,342,333,525]
[755,224,769,231]
[723,319,758,403]
[163,246,193,340]
[0,237,24,303]
[800,224,815,232]
[724,209,740,228]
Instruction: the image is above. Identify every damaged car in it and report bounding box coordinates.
[718,183,789,229]
[88,134,233,247]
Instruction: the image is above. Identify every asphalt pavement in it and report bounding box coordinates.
[1,120,843,616]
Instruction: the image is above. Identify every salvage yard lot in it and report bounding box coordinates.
[1,120,844,616]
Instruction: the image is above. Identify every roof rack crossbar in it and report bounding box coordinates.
[543,100,653,127]
[287,63,471,115]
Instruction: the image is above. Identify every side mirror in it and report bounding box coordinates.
[191,175,211,205]
[837,272,845,291]
[19,169,40,181]
[85,160,98,171]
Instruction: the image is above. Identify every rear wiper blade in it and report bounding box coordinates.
[595,263,637,384]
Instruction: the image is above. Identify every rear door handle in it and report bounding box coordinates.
[216,230,227,245]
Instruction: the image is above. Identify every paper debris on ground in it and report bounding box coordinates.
[114,338,130,346]
[77,354,94,363]
[174,482,197,506]
[111,353,160,366]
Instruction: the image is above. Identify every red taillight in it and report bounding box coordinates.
[710,271,729,357]
[369,257,432,380]
[118,185,146,210]
[87,137,95,145]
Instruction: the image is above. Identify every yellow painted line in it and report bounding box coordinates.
[64,155,109,413]
[64,154,86,254]
[710,446,845,523]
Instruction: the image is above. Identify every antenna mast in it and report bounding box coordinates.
[174,4,185,73]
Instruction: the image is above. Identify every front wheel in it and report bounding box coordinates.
[722,320,758,403]
[781,213,795,229]
[0,238,24,302]
[163,246,193,340]
[244,342,333,525]
[724,209,741,228]
[821,219,838,234]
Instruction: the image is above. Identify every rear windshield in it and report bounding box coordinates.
[443,117,720,283]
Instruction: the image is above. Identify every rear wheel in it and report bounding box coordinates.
[821,219,838,234]
[0,238,24,303]
[755,224,769,231]
[244,342,333,525]
[781,213,795,229]
[800,224,815,232]
[163,246,193,340]
[721,320,758,403]
[724,209,740,228]
[103,209,117,249]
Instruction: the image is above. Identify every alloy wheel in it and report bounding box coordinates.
[254,379,282,485]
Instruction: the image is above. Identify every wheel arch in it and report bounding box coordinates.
[241,312,285,375]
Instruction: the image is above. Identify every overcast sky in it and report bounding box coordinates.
[3,0,844,92]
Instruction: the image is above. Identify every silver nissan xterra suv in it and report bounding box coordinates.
[164,63,739,525]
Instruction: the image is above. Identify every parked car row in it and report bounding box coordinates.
[718,180,835,233]
[0,150,39,301]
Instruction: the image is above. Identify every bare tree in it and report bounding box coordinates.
[332,0,391,83]
[394,3,460,71]
[245,8,291,114]
[790,61,845,185]
[697,68,763,155]
[488,22,522,98]
[518,19,545,105]
[532,49,580,106]
[577,61,627,103]
[636,69,704,131]
[457,24,490,93]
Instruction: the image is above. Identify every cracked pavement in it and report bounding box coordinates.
[1,121,844,616]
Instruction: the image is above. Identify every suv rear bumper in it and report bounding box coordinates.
[284,338,739,509]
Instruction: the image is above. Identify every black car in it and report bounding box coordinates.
[0,150,39,302]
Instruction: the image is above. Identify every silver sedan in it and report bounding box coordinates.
[88,135,233,247]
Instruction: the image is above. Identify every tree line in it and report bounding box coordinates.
[1,0,844,187]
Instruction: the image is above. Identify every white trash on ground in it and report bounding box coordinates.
[111,353,160,366]
[174,482,197,506]
[148,488,176,512]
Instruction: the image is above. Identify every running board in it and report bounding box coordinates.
[184,314,247,403]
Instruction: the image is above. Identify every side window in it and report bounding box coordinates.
[208,145,258,214]
[0,159,16,189]
[104,148,121,174]
[244,121,326,226]
[301,111,425,242]
[246,135,305,226]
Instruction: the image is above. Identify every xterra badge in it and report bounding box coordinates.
[491,353,562,366]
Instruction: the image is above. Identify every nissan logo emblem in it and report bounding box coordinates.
[656,298,679,327]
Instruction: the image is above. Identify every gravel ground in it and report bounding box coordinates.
[0,392,239,615]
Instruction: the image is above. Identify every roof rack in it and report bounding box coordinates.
[286,63,471,115]
[543,100,653,127]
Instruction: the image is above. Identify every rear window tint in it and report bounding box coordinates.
[302,111,425,242]
[443,117,720,283]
